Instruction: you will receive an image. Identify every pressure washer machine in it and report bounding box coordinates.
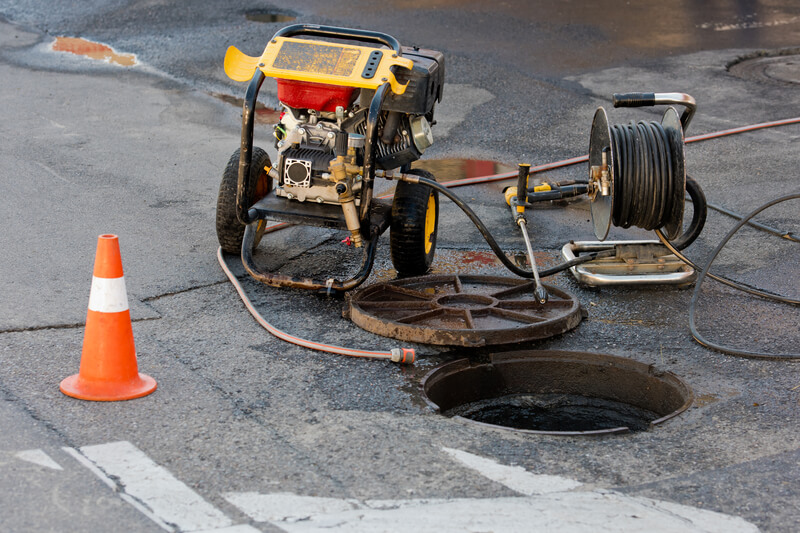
[217,24,707,305]
[217,24,444,292]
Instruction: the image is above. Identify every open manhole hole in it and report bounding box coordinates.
[422,350,693,435]
[729,51,800,84]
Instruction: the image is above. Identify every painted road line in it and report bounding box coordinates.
[14,449,63,470]
[225,491,760,532]
[223,447,759,533]
[441,446,582,495]
[193,527,263,533]
[222,492,361,523]
[66,441,258,533]
[63,446,173,532]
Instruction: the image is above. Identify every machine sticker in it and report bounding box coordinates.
[273,41,361,77]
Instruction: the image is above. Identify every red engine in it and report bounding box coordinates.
[276,79,358,112]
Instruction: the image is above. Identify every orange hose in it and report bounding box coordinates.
[217,247,415,363]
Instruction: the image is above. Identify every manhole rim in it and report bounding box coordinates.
[420,350,694,436]
[727,48,800,85]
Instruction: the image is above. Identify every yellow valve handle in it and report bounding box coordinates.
[504,187,517,207]
[503,183,553,206]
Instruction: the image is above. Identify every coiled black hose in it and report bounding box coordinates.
[671,175,707,250]
[610,120,680,232]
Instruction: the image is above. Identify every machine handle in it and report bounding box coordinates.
[272,24,403,55]
[613,92,696,131]
[612,92,656,108]
[516,164,530,207]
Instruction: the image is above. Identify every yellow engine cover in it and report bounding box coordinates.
[224,36,414,95]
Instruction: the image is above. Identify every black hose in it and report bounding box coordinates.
[408,175,615,278]
[706,201,799,242]
[682,192,800,360]
[670,176,707,250]
[610,120,679,233]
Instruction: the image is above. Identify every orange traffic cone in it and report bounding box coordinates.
[60,234,157,401]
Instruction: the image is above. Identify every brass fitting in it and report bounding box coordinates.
[335,182,362,248]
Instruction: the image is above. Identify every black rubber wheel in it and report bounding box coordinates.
[216,147,272,254]
[390,169,439,276]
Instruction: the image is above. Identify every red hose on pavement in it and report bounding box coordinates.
[217,247,415,364]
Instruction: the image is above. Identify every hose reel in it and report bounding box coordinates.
[589,92,697,241]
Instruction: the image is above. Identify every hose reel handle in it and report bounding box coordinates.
[612,92,656,108]
[613,92,696,131]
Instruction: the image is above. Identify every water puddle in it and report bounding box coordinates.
[245,11,297,23]
[52,37,136,67]
[372,158,515,198]
[449,394,660,432]
[212,93,282,124]
[412,159,515,184]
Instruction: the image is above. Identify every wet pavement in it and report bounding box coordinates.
[0,1,799,532]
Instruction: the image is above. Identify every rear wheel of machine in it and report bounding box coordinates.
[390,169,439,276]
[216,147,272,254]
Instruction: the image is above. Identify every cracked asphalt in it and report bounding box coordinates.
[0,2,798,532]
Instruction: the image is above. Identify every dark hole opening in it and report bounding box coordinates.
[446,393,660,432]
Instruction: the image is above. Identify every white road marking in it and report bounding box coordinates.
[222,492,360,523]
[63,446,173,532]
[14,449,62,470]
[224,447,760,533]
[237,491,760,532]
[67,441,257,532]
[442,446,582,495]
[193,526,262,533]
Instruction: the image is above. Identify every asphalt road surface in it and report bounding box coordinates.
[1,1,799,532]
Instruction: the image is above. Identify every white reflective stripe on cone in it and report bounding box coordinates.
[88,276,129,313]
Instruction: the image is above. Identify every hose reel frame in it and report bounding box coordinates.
[589,94,692,241]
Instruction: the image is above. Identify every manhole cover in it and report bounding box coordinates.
[729,53,800,84]
[422,350,693,435]
[346,275,583,346]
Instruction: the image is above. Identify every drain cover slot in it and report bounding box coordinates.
[346,275,583,346]
[422,350,693,435]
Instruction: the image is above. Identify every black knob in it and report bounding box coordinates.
[335,183,347,194]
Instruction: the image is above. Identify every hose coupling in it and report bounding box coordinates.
[390,348,416,364]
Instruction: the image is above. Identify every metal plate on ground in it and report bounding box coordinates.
[561,240,696,286]
[346,275,583,346]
